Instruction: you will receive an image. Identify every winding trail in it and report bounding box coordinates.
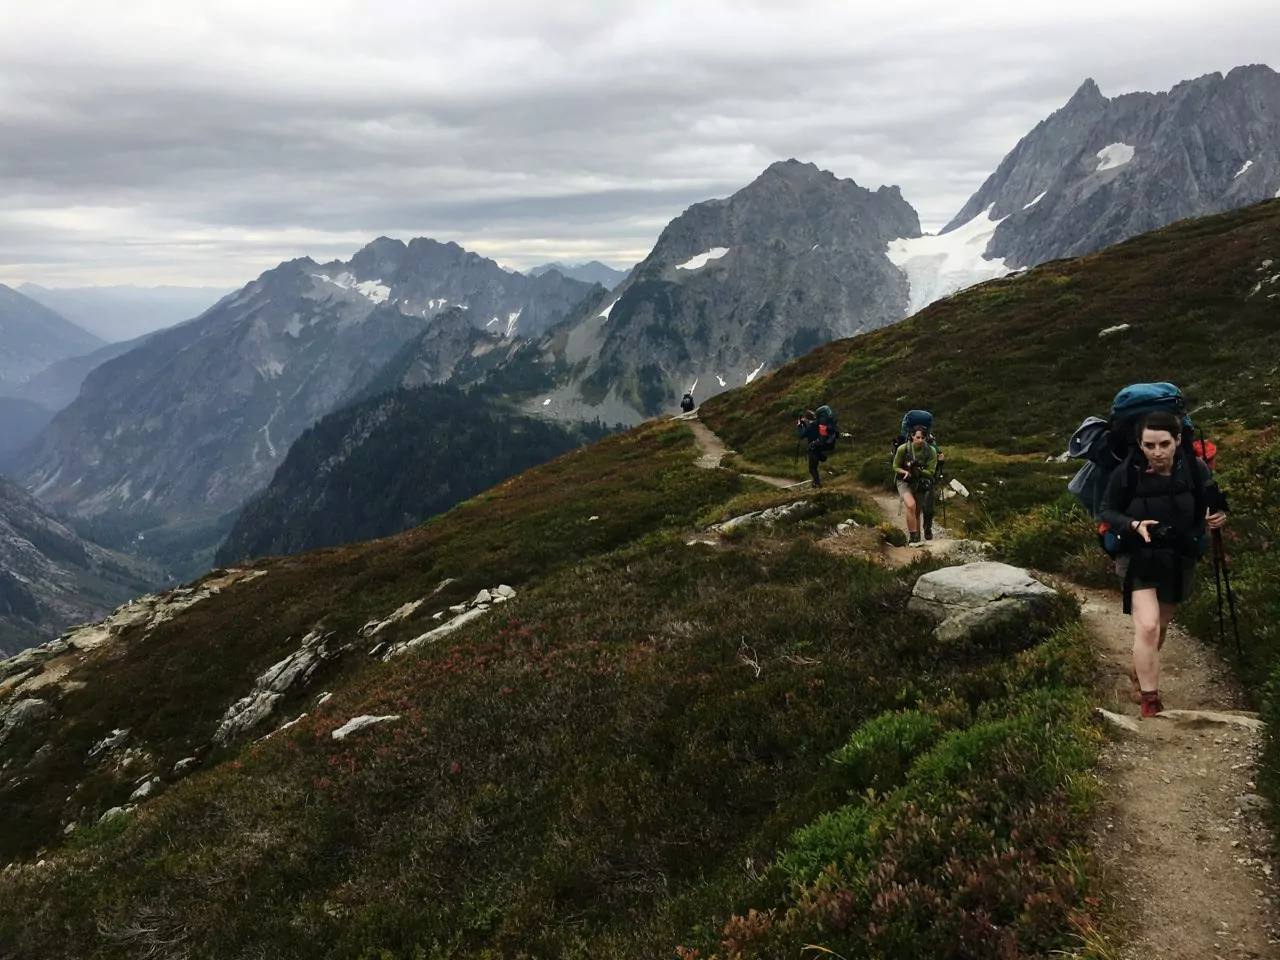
[684,414,1279,959]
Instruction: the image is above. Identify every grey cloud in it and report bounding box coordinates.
[2,1,1279,285]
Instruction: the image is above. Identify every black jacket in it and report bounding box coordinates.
[1098,453,1216,548]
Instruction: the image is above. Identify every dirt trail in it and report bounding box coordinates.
[686,416,1280,958]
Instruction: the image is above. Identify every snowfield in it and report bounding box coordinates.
[1023,192,1047,210]
[1095,143,1135,172]
[745,362,765,385]
[1235,160,1254,179]
[676,248,730,271]
[885,206,1012,316]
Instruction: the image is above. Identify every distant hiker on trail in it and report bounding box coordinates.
[895,410,945,540]
[893,425,938,543]
[796,405,839,488]
[680,392,695,414]
[1098,410,1228,718]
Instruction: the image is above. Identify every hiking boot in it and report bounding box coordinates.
[908,532,920,544]
[811,479,821,489]
[924,527,933,541]
[1140,692,1164,718]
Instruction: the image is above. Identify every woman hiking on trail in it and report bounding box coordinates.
[893,425,938,544]
[1098,411,1228,718]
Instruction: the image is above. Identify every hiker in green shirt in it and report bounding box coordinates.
[893,425,938,544]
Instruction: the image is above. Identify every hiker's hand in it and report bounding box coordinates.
[1206,510,1228,530]
[1133,520,1159,544]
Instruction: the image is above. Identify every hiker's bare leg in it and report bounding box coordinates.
[1131,588,1162,692]
[902,491,919,534]
[1158,602,1176,651]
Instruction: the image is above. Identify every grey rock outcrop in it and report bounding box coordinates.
[213,628,342,745]
[947,65,1280,270]
[331,714,401,740]
[709,500,822,533]
[908,562,1057,643]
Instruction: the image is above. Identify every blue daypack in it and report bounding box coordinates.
[1066,382,1208,556]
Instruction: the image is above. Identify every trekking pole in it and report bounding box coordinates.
[1213,529,1244,663]
[1211,534,1227,649]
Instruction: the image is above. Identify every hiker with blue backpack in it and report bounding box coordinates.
[796,405,839,488]
[893,424,939,543]
[1068,384,1230,719]
[894,410,945,539]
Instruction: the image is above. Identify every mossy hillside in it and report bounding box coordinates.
[0,422,744,866]
[0,409,1106,958]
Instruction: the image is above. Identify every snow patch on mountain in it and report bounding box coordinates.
[675,248,730,271]
[505,310,521,338]
[1095,143,1135,172]
[312,273,391,304]
[1023,192,1047,210]
[598,299,619,319]
[716,374,726,387]
[1235,160,1254,179]
[886,206,1011,316]
[745,362,765,385]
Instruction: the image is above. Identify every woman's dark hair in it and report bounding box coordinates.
[1136,410,1183,440]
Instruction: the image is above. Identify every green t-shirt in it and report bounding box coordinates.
[893,441,937,482]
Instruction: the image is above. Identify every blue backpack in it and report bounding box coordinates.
[892,409,939,459]
[1066,382,1208,556]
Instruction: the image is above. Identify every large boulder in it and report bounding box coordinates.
[909,562,1057,643]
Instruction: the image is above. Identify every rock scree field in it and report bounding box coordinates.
[2,200,1280,958]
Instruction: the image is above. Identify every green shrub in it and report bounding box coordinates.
[879,523,907,547]
[829,710,943,793]
[776,802,886,885]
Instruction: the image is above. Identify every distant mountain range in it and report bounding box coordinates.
[527,261,630,288]
[17,283,232,343]
[0,284,102,392]
[16,241,597,539]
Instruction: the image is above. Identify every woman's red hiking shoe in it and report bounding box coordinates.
[1140,692,1164,718]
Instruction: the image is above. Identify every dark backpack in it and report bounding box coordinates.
[1066,382,1209,556]
[680,393,695,412]
[892,409,939,460]
[814,405,838,448]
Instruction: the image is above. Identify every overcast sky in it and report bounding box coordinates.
[2,0,1277,288]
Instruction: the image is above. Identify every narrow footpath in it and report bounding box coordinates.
[685,414,1279,959]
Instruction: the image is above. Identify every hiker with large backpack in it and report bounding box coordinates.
[893,410,946,539]
[893,424,938,543]
[796,405,839,488]
[1068,384,1229,718]
[680,392,695,414]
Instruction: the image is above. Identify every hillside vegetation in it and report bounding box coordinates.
[7,200,1280,958]
[216,383,615,564]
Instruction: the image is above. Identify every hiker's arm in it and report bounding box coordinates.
[1098,466,1137,533]
[892,445,908,476]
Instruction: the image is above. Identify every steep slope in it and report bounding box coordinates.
[0,474,158,657]
[528,260,630,288]
[6,333,153,412]
[215,383,612,564]
[895,65,1280,311]
[500,160,920,424]
[17,284,233,342]
[16,240,597,538]
[0,284,103,391]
